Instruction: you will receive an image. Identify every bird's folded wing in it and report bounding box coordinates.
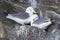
[33,18,50,25]
[7,13,30,19]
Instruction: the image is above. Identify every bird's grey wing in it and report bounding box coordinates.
[33,18,48,25]
[8,12,30,19]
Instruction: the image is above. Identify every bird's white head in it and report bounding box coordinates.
[25,7,37,14]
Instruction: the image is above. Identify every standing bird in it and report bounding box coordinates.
[6,7,38,25]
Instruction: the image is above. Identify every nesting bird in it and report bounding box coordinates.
[6,6,52,31]
[6,7,38,24]
[31,10,52,30]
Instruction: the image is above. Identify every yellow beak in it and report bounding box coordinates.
[33,10,37,14]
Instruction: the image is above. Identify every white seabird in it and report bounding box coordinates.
[6,7,38,24]
[31,18,51,30]
[31,10,52,30]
